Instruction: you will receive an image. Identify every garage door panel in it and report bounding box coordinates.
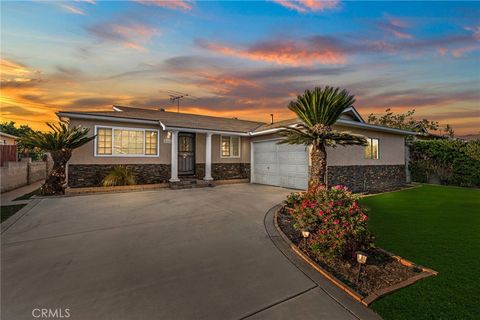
[252,140,308,190]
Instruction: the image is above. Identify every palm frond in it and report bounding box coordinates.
[323,131,368,147]
[288,86,355,127]
[20,121,95,152]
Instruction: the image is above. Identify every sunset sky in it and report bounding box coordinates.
[1,0,479,134]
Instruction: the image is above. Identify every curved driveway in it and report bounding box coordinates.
[2,184,380,320]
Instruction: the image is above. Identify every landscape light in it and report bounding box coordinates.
[355,251,368,284]
[356,251,368,264]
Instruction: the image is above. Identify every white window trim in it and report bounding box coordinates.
[220,135,241,159]
[364,137,380,160]
[94,125,160,158]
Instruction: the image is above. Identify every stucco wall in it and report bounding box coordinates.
[327,126,406,166]
[69,119,170,164]
[69,119,251,165]
[250,126,406,166]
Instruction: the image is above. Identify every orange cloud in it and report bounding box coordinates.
[198,40,346,66]
[273,0,340,13]
[136,0,193,10]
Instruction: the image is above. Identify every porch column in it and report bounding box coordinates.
[204,132,213,181]
[169,130,180,182]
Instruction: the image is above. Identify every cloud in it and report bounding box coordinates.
[452,45,479,57]
[87,20,159,51]
[196,37,347,66]
[0,59,42,88]
[272,0,340,13]
[375,16,413,39]
[60,4,86,15]
[135,0,193,11]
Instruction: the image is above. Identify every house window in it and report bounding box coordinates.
[221,136,240,158]
[97,128,112,155]
[145,131,158,155]
[95,126,159,157]
[364,138,379,159]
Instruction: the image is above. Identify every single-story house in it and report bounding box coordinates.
[57,106,415,192]
[0,131,19,145]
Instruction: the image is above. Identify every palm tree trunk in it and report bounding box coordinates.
[309,143,327,188]
[41,150,72,196]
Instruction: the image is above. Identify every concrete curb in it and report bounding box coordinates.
[271,205,438,307]
[1,199,42,234]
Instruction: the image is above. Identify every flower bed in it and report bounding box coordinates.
[279,184,437,304]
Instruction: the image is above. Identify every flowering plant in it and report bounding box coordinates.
[284,184,374,260]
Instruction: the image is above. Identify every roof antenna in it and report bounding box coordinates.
[169,94,188,113]
[270,114,274,125]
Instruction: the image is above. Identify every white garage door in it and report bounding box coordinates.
[252,140,308,190]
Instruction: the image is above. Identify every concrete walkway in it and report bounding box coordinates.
[1,181,42,206]
[1,184,381,320]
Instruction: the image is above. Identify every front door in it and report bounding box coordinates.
[178,133,195,175]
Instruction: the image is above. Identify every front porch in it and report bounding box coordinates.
[167,130,249,183]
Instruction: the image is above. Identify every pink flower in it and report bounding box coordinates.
[309,201,317,208]
[333,219,340,225]
[318,210,324,216]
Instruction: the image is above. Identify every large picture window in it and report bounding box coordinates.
[95,126,158,157]
[221,136,240,158]
[364,138,379,159]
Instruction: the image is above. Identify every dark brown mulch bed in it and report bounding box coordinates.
[277,208,422,297]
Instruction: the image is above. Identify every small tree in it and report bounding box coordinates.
[279,86,367,187]
[21,122,95,195]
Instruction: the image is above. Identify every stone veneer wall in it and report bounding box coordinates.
[69,163,250,187]
[195,163,250,180]
[327,165,406,192]
[68,164,171,188]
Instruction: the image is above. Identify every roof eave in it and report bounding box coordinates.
[251,119,418,136]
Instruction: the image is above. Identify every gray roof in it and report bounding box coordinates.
[58,105,416,136]
[59,106,264,133]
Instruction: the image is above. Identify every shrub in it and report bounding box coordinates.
[284,184,374,260]
[102,165,136,187]
[409,139,480,187]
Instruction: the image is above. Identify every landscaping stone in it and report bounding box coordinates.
[68,164,171,187]
[68,163,251,187]
[327,165,406,192]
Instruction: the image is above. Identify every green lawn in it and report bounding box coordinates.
[1,204,26,223]
[360,185,480,320]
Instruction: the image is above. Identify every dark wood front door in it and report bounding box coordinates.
[178,133,195,175]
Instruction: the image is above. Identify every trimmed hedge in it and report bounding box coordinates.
[409,139,480,187]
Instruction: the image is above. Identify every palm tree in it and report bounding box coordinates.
[21,122,95,195]
[279,86,368,188]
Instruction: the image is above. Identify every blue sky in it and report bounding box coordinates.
[1,0,479,134]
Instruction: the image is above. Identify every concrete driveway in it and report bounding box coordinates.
[2,184,380,320]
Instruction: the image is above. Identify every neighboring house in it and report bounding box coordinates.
[57,106,416,192]
[0,132,19,145]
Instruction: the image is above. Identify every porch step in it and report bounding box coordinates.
[169,179,215,190]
